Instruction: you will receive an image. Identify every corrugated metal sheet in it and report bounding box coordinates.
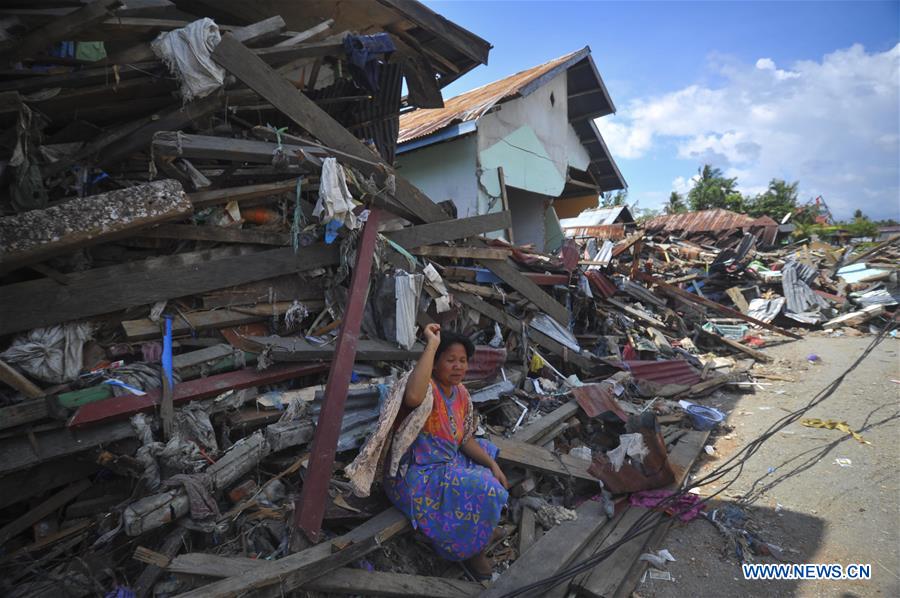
[645,209,780,246]
[781,261,828,318]
[585,270,617,298]
[624,360,701,386]
[560,206,630,229]
[398,49,586,143]
[571,383,628,420]
[645,209,758,234]
[564,224,626,240]
[465,346,507,381]
[308,63,403,163]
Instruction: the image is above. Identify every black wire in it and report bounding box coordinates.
[497,320,897,597]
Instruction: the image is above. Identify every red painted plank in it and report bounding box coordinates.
[68,363,327,429]
[295,209,382,541]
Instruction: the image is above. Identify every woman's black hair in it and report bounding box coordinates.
[434,331,475,360]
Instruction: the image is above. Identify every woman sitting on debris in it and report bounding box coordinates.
[386,324,509,577]
[347,324,509,579]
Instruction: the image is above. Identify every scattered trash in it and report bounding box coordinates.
[639,548,677,570]
[834,458,853,468]
[801,418,871,444]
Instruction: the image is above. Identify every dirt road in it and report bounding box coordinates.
[635,333,899,598]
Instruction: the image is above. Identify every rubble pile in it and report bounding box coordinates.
[0,3,897,598]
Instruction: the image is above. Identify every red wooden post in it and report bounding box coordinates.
[295,209,382,541]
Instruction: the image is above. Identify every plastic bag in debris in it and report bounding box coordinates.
[394,272,424,350]
[175,402,218,453]
[1,322,92,384]
[314,157,359,239]
[606,432,649,472]
[422,263,451,313]
[151,18,224,102]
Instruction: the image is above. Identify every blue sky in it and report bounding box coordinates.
[426,1,900,220]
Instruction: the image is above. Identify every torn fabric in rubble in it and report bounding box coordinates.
[151,18,225,102]
[314,157,359,240]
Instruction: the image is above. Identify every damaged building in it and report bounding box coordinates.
[396,47,626,253]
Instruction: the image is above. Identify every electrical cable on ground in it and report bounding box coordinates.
[498,320,897,597]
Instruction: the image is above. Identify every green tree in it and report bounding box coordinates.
[687,164,743,211]
[634,206,661,224]
[665,191,687,214]
[600,189,628,208]
[846,211,877,238]
[746,178,799,221]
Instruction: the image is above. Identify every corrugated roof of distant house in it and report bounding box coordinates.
[560,206,634,229]
[645,209,759,233]
[399,49,592,143]
[397,47,626,192]
[645,209,780,245]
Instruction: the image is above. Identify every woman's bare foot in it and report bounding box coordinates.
[465,551,493,578]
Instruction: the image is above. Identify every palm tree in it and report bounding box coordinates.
[665,191,686,214]
[687,164,740,211]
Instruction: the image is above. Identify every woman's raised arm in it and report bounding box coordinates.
[403,323,441,408]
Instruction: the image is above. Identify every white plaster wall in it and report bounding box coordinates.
[507,187,549,249]
[476,71,592,196]
[395,135,479,218]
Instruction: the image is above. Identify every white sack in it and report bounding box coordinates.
[152,18,225,102]
[1,322,92,384]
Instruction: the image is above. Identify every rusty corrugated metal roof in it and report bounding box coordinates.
[624,360,701,386]
[571,384,628,420]
[398,49,586,143]
[565,224,626,240]
[644,209,758,234]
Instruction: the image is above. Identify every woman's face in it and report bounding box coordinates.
[433,343,469,387]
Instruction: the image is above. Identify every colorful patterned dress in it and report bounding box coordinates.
[384,380,509,561]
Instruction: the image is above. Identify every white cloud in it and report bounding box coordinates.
[671,175,694,194]
[597,44,900,219]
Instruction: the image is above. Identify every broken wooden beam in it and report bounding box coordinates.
[480,500,608,598]
[490,436,596,482]
[211,34,448,224]
[296,210,381,541]
[698,327,772,363]
[1,0,121,65]
[69,363,327,429]
[0,479,91,547]
[151,133,322,165]
[0,358,45,399]
[481,258,569,326]
[637,273,802,339]
[412,246,510,260]
[452,291,599,373]
[384,211,511,249]
[0,245,338,337]
[243,335,421,362]
[134,527,189,598]
[511,401,580,444]
[187,180,297,209]
[141,224,291,246]
[173,507,409,598]
[0,397,49,431]
[0,179,191,273]
[0,419,135,476]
